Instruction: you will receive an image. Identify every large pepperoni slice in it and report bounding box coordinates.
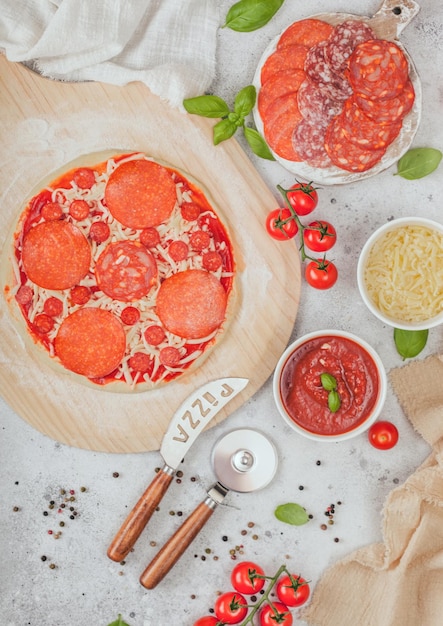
[324,117,386,172]
[258,69,306,119]
[260,45,308,85]
[263,93,303,161]
[95,240,158,302]
[354,79,415,123]
[277,19,334,49]
[348,39,409,100]
[55,308,126,379]
[325,20,376,73]
[297,79,344,127]
[156,269,227,340]
[22,220,91,290]
[104,159,177,229]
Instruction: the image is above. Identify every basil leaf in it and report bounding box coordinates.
[213,118,238,145]
[244,127,276,160]
[224,0,285,32]
[396,148,442,180]
[320,372,337,391]
[234,85,256,118]
[328,389,341,413]
[108,615,130,626]
[394,328,429,360]
[274,502,309,526]
[183,95,230,118]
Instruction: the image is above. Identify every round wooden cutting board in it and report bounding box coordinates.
[0,56,301,453]
[253,0,422,184]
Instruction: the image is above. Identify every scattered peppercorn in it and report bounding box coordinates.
[247,522,255,528]
[41,555,47,561]
[320,524,327,530]
[43,511,48,516]
[13,506,19,512]
[299,485,304,490]
[112,472,119,478]
[334,537,340,542]
[222,536,228,542]
[316,460,321,466]
[49,563,56,569]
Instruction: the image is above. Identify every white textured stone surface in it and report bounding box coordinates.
[1,1,442,624]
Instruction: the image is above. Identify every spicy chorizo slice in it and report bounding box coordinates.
[55,308,126,378]
[21,220,91,290]
[277,19,334,50]
[354,79,415,123]
[95,240,158,302]
[325,117,386,172]
[156,269,227,339]
[105,159,177,229]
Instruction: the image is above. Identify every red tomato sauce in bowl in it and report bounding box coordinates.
[274,331,386,440]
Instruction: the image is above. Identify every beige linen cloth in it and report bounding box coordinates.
[302,354,443,626]
[0,0,218,108]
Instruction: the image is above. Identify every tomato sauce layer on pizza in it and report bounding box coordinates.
[4,152,236,391]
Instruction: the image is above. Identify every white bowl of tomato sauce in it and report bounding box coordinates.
[273,330,387,442]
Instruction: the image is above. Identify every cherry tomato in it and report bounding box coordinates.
[259,602,293,626]
[214,592,248,624]
[231,561,265,595]
[286,181,318,216]
[305,258,338,290]
[265,208,298,241]
[276,574,310,607]
[193,618,220,626]
[303,220,337,252]
[368,421,399,450]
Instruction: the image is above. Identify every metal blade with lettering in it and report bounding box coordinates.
[107,377,248,562]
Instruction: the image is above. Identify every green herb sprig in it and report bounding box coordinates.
[107,615,131,626]
[274,502,309,526]
[224,0,285,32]
[395,147,442,179]
[183,86,274,160]
[394,328,429,360]
[320,372,341,413]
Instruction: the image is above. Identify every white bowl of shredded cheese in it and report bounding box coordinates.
[357,217,443,330]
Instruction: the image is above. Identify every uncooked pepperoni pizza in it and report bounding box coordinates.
[3,151,236,391]
[254,16,420,183]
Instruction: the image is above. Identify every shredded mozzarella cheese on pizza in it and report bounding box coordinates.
[363,224,443,322]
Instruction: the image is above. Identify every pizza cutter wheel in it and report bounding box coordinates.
[140,428,278,589]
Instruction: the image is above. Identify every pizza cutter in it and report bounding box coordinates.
[139,428,278,589]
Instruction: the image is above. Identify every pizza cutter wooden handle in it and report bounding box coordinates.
[140,497,218,589]
[107,466,174,562]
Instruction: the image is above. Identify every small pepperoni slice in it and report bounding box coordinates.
[120,306,140,326]
[15,285,34,306]
[72,167,96,189]
[89,221,110,243]
[41,202,63,221]
[43,296,63,317]
[159,346,181,368]
[95,241,158,302]
[156,269,227,339]
[140,227,161,248]
[144,325,166,346]
[34,313,54,334]
[55,308,126,378]
[260,46,308,85]
[69,199,90,221]
[128,352,151,373]
[202,251,223,272]
[181,202,201,221]
[168,240,189,262]
[189,230,211,252]
[258,69,306,119]
[348,39,409,100]
[105,159,177,229]
[22,221,91,290]
[70,285,91,306]
[263,94,303,161]
[354,79,415,123]
[277,18,334,49]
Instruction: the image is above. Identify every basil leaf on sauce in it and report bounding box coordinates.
[396,148,442,180]
[244,127,276,160]
[394,328,429,360]
[183,95,230,118]
[224,0,285,32]
[328,389,341,413]
[274,503,309,526]
[320,372,337,391]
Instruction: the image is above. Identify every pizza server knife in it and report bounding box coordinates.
[107,377,248,562]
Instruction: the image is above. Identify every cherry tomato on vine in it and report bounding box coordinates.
[368,421,399,450]
[303,220,337,252]
[286,181,318,216]
[259,602,293,626]
[214,592,248,624]
[265,208,298,240]
[193,617,221,626]
[231,561,266,595]
[276,574,310,607]
[305,258,338,290]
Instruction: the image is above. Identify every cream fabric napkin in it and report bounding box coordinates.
[0,0,219,108]
[301,354,443,626]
